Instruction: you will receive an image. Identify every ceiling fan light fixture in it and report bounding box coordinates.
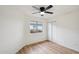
[40,12,45,14]
[40,12,45,16]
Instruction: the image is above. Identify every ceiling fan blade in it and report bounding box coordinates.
[45,11,53,14]
[46,5,53,10]
[32,6,40,10]
[32,12,40,14]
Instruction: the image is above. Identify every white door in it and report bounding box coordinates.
[48,22,52,40]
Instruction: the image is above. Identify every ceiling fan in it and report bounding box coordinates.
[32,5,53,16]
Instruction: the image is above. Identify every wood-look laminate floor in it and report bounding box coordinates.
[17,40,79,54]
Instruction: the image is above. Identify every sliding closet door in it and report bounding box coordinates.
[48,21,56,41]
[48,22,52,40]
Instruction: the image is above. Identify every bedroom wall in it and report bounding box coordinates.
[23,17,47,45]
[52,9,79,52]
[0,6,47,54]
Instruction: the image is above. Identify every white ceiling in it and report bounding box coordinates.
[2,5,79,20]
[16,5,79,20]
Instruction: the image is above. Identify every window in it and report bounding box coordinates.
[30,21,43,33]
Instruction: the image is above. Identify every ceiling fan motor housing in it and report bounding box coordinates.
[40,7,45,12]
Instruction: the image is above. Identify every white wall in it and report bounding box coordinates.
[0,6,47,54]
[52,9,79,52]
[23,17,48,45]
[0,6,24,54]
